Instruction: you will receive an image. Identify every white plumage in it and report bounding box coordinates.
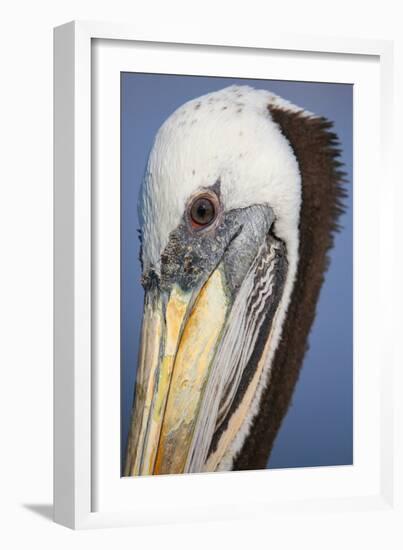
[139,85,302,278]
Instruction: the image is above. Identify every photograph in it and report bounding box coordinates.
[1,1,397,542]
[120,74,353,476]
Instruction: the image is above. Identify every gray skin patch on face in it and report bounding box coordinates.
[142,185,275,301]
[158,209,242,293]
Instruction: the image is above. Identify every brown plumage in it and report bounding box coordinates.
[234,106,347,470]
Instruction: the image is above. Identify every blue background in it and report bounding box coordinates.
[121,73,353,472]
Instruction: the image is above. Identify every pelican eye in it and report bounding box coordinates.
[189,196,217,228]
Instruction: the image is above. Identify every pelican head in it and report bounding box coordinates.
[124,85,345,475]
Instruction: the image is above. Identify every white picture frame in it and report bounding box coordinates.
[54,20,398,530]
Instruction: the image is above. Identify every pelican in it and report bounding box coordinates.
[124,85,345,475]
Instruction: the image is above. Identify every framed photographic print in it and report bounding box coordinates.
[54,21,398,530]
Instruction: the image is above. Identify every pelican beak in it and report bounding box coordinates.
[124,264,230,476]
[124,203,285,476]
